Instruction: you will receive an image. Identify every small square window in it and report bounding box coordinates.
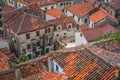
[51,6,54,9]
[26,33,30,39]
[80,33,82,37]
[64,33,66,35]
[56,34,59,37]
[27,44,31,50]
[68,25,71,29]
[45,28,47,33]
[36,31,40,36]
[37,42,40,46]
[48,28,50,33]
[56,65,59,72]
[45,7,47,10]
[60,3,63,6]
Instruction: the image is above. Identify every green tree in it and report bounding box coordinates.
[96,31,120,44]
[19,54,29,63]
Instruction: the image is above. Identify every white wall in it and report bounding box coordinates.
[17,2,26,8]
[75,32,87,46]
[54,23,76,41]
[53,60,65,74]
[40,4,57,10]
[57,1,73,10]
[65,10,89,25]
[6,0,15,7]
[0,42,9,50]
[18,26,54,54]
[46,14,56,20]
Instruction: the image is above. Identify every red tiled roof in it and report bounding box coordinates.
[49,16,77,30]
[109,1,120,10]
[0,48,16,59]
[52,47,115,80]
[89,8,118,23]
[19,63,67,80]
[3,9,52,34]
[89,39,120,67]
[0,69,16,80]
[0,51,10,72]
[17,0,56,6]
[80,24,90,31]
[89,9,107,23]
[65,2,97,18]
[82,23,118,41]
[18,39,120,80]
[23,71,67,80]
[3,5,16,13]
[46,8,65,18]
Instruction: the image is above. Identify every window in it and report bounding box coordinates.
[92,24,94,28]
[19,4,20,7]
[11,1,13,4]
[56,65,59,72]
[64,33,66,35]
[27,44,31,50]
[80,33,82,37]
[45,28,47,33]
[68,25,71,29]
[0,9,2,12]
[66,2,68,5]
[78,17,80,22]
[69,2,71,5]
[0,21,2,27]
[85,19,87,23]
[26,33,30,39]
[48,28,50,33]
[36,31,40,36]
[51,6,54,9]
[58,26,61,30]
[9,0,10,3]
[45,7,47,10]
[73,14,75,17]
[56,34,59,37]
[37,42,40,46]
[60,3,63,6]
[62,9,64,12]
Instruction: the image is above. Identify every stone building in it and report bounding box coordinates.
[3,8,54,58]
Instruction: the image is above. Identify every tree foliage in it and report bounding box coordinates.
[19,54,29,63]
[96,31,120,44]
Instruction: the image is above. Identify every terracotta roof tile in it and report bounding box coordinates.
[52,48,115,80]
[46,8,65,18]
[0,69,16,80]
[49,16,77,30]
[18,39,120,80]
[89,9,107,23]
[0,51,10,72]
[22,71,67,80]
[0,48,16,59]
[82,23,118,41]
[3,9,52,34]
[19,63,67,80]
[66,2,97,18]
[17,0,56,6]
[89,8,118,23]
[3,5,16,13]
[109,1,120,10]
[80,24,90,31]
